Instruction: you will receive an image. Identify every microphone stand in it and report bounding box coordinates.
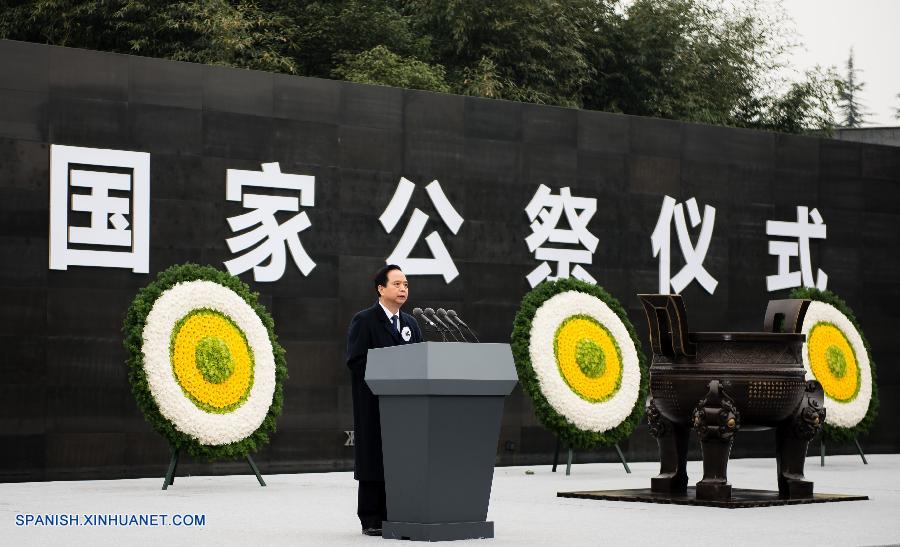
[425,308,458,341]
[413,307,445,342]
[438,308,470,342]
[448,310,479,342]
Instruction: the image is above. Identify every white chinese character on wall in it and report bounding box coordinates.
[524,184,598,287]
[224,162,315,282]
[651,195,718,294]
[379,178,463,283]
[49,144,150,273]
[766,206,828,291]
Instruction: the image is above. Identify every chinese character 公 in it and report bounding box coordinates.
[651,195,718,294]
[766,206,828,291]
[379,178,463,283]
[224,162,315,282]
[523,184,598,287]
[49,144,150,273]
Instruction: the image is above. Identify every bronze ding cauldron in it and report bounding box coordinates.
[638,294,826,501]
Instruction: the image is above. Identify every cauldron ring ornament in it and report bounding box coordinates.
[639,294,826,501]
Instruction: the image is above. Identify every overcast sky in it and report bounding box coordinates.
[780,0,899,126]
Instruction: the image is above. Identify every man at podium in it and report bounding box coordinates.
[345,264,423,536]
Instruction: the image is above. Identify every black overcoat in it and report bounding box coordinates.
[345,302,423,481]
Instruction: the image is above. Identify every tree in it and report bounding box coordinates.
[332,45,449,92]
[837,48,868,128]
[750,68,841,134]
[259,0,429,79]
[584,0,837,132]
[0,0,298,73]
[0,0,841,134]
[412,0,596,107]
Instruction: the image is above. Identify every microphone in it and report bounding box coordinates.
[448,310,479,342]
[413,307,444,341]
[437,308,469,342]
[424,308,457,341]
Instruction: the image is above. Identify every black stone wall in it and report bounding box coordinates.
[1,40,898,481]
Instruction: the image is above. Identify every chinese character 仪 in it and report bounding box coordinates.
[379,178,463,283]
[224,162,315,282]
[524,184,598,287]
[49,144,150,273]
[651,195,718,294]
[766,206,828,291]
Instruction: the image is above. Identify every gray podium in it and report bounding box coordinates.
[366,342,518,541]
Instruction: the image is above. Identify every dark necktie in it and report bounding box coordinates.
[391,314,399,332]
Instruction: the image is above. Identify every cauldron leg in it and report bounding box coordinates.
[693,380,740,501]
[776,380,826,498]
[647,397,689,493]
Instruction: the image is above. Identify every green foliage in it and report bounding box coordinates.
[413,0,595,107]
[837,48,868,128]
[458,56,510,99]
[510,278,648,449]
[195,336,236,385]
[0,0,298,73]
[332,45,449,92]
[0,0,841,133]
[589,0,837,132]
[122,263,288,461]
[790,287,878,445]
[264,0,429,79]
[743,67,841,135]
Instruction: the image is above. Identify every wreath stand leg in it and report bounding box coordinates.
[549,440,575,475]
[247,455,267,486]
[552,437,561,473]
[614,443,631,474]
[162,449,267,489]
[854,438,869,464]
[819,436,868,467]
[551,437,630,475]
[162,448,180,490]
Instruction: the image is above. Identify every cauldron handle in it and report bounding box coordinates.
[764,299,811,333]
[638,294,695,358]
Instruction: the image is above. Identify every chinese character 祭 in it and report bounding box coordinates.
[379,178,463,283]
[766,206,828,291]
[224,162,315,282]
[651,195,718,294]
[524,184,599,287]
[49,144,150,273]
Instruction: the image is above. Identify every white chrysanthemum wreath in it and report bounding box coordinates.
[512,278,647,448]
[124,264,287,460]
[800,302,872,428]
[791,287,877,444]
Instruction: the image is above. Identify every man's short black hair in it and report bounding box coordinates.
[374,264,402,295]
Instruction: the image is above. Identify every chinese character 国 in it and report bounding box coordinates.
[49,144,150,273]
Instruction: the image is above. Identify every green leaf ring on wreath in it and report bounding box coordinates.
[123,263,287,460]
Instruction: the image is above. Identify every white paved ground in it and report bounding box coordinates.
[1,454,898,546]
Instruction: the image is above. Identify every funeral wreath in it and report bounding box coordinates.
[123,263,287,460]
[792,287,878,444]
[511,278,648,448]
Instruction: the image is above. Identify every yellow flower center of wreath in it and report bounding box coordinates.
[170,309,255,413]
[807,321,860,402]
[554,315,623,403]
